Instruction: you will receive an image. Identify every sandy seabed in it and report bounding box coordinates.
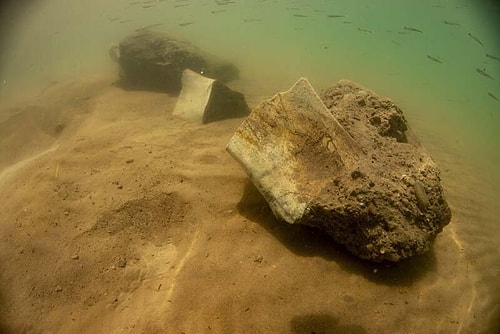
[0,72,495,333]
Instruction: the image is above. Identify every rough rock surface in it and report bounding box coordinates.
[173,69,249,124]
[117,30,239,94]
[227,78,451,262]
[305,80,452,262]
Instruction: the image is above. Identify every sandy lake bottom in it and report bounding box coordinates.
[0,70,498,333]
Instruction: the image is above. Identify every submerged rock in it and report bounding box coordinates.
[226,78,451,262]
[116,30,239,94]
[227,78,362,224]
[173,69,249,124]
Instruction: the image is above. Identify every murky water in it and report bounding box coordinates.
[0,0,499,332]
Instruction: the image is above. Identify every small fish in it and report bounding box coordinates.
[468,32,483,47]
[244,18,262,22]
[293,14,308,18]
[488,92,499,101]
[135,23,162,31]
[443,20,461,26]
[343,21,352,24]
[287,7,300,10]
[427,55,443,63]
[179,21,195,26]
[486,54,500,61]
[391,40,400,45]
[119,19,132,23]
[175,3,189,7]
[211,9,226,13]
[358,27,373,33]
[142,5,156,8]
[476,68,494,80]
[327,15,345,18]
[402,26,423,33]
[432,4,444,8]
[155,61,172,66]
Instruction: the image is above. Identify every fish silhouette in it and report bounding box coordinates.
[427,55,443,64]
[486,54,500,61]
[488,92,499,101]
[402,26,423,33]
[358,27,373,33]
[443,20,461,26]
[476,68,494,80]
[468,32,483,47]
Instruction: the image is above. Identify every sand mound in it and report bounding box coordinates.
[0,77,109,170]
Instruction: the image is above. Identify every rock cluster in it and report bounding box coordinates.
[227,78,451,262]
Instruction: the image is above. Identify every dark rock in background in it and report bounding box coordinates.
[116,30,239,94]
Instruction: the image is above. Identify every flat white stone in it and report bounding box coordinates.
[173,69,214,123]
[226,78,361,224]
[173,69,249,124]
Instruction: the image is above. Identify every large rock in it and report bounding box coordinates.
[116,30,239,94]
[173,69,249,124]
[226,78,451,262]
[227,78,362,223]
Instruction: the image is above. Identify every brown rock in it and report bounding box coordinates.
[227,78,451,262]
[302,80,451,262]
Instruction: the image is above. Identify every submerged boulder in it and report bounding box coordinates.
[226,78,451,262]
[173,69,249,124]
[116,30,239,94]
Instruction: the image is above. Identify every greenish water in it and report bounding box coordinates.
[0,0,499,332]
[1,0,499,178]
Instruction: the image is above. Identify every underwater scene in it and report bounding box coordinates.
[0,0,499,333]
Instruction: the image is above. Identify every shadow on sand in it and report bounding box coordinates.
[237,181,437,287]
[0,267,12,334]
[290,313,367,334]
